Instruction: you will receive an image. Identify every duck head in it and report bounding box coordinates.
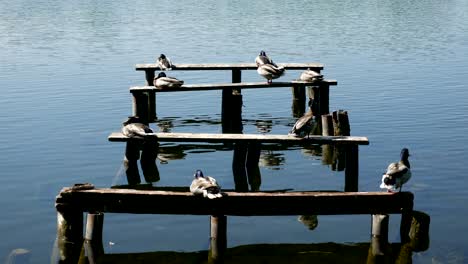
[159,54,167,60]
[259,50,267,56]
[400,148,410,160]
[194,169,204,179]
[156,72,167,79]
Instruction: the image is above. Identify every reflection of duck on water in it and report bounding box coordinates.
[298,215,318,231]
[190,170,222,199]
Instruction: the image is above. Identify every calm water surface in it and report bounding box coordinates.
[1,0,468,263]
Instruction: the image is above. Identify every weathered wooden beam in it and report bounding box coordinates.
[136,63,324,71]
[130,80,337,93]
[56,188,413,216]
[108,132,369,145]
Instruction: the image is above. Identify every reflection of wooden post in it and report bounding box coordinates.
[344,145,359,191]
[56,207,83,263]
[232,143,248,191]
[83,240,104,264]
[124,142,141,185]
[209,215,227,264]
[85,213,104,242]
[409,211,430,252]
[400,205,414,244]
[246,142,262,191]
[140,140,160,183]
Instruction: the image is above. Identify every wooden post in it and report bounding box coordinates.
[368,214,390,263]
[144,69,155,86]
[83,240,104,264]
[232,142,248,191]
[56,206,83,263]
[319,83,330,115]
[321,114,334,165]
[291,84,306,118]
[209,215,227,264]
[148,92,157,122]
[140,140,160,183]
[124,142,141,185]
[85,213,104,242]
[400,206,413,244]
[246,142,262,191]
[221,69,243,133]
[332,110,350,137]
[344,145,359,191]
[131,92,149,124]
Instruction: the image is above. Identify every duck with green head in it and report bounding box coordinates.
[380,148,412,192]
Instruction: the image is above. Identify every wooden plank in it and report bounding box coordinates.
[108,132,370,145]
[56,188,413,216]
[130,80,337,93]
[136,63,324,71]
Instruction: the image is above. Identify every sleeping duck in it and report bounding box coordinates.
[380,148,412,192]
[154,72,184,89]
[299,68,323,82]
[190,170,222,199]
[257,64,285,84]
[122,116,156,139]
[255,50,279,67]
[157,54,173,71]
[289,98,316,137]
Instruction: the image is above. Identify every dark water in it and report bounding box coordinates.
[1,0,468,263]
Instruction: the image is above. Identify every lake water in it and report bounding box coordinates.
[1,0,468,263]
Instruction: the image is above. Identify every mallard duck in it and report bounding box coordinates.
[299,68,323,82]
[380,148,412,192]
[289,98,316,137]
[255,50,278,67]
[154,72,184,89]
[157,54,173,71]
[257,64,285,84]
[121,116,156,139]
[190,169,222,199]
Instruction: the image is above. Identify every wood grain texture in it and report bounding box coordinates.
[108,132,369,145]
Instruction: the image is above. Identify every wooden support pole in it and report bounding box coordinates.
[124,142,141,185]
[85,213,104,242]
[344,145,359,191]
[232,142,248,191]
[319,84,330,115]
[209,215,227,264]
[321,114,334,165]
[246,142,262,191]
[332,110,350,137]
[131,92,149,124]
[291,84,306,118]
[368,214,390,262]
[400,206,413,244]
[83,240,104,264]
[144,69,155,86]
[148,92,157,122]
[140,140,160,183]
[56,207,83,263]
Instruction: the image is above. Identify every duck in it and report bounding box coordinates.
[257,64,285,84]
[190,169,222,199]
[380,148,412,192]
[299,68,323,82]
[154,72,184,89]
[121,116,157,139]
[288,98,316,138]
[255,50,279,67]
[157,54,173,71]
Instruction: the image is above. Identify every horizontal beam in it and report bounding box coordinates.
[136,63,324,71]
[108,132,370,145]
[130,80,337,93]
[56,187,413,216]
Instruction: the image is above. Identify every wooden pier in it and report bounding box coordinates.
[55,185,414,263]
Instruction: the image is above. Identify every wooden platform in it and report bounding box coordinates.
[108,132,369,145]
[136,62,324,71]
[130,80,336,93]
[56,187,413,216]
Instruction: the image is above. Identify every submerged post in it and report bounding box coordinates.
[292,83,306,117]
[232,142,248,191]
[55,205,83,263]
[124,141,141,185]
[140,140,160,183]
[209,215,227,264]
[246,142,262,191]
[344,144,359,192]
[222,69,243,133]
[131,92,149,124]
